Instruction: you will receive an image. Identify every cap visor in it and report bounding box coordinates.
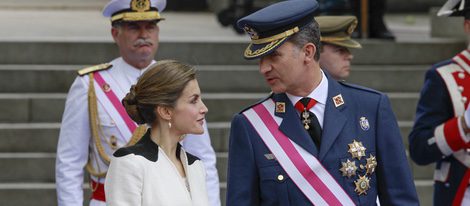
[325,39,362,49]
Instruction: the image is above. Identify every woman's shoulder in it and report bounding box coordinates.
[113,141,159,162]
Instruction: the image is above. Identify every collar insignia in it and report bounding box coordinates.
[333,94,344,107]
[275,102,285,113]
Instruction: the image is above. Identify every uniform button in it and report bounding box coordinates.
[459,86,464,92]
[277,175,284,181]
[445,183,450,187]
[462,97,468,103]
[111,120,116,125]
[459,72,465,79]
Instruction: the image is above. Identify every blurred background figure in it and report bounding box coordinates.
[216,0,394,39]
[316,0,395,39]
[317,15,362,81]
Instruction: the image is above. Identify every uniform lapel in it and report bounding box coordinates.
[273,93,318,156]
[319,79,347,161]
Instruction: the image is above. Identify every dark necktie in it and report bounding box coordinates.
[294,97,322,148]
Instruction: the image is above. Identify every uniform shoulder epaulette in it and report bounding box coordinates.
[77,63,113,76]
[339,81,382,95]
[239,92,274,114]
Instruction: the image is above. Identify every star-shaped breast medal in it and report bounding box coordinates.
[339,159,357,178]
[348,140,366,160]
[354,175,370,195]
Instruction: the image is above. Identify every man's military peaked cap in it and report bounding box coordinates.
[237,0,319,59]
[102,0,166,23]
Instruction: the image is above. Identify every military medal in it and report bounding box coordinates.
[102,83,111,93]
[360,154,378,175]
[340,159,358,178]
[359,117,370,131]
[302,110,311,130]
[110,135,118,150]
[348,140,366,160]
[354,175,370,195]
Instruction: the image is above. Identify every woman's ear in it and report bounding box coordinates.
[155,106,173,121]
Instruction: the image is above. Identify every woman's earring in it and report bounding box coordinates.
[168,121,172,129]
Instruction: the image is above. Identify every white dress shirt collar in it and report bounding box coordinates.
[286,70,329,107]
[115,57,156,83]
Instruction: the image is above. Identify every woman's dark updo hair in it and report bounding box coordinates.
[122,60,196,125]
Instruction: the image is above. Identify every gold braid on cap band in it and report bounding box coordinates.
[111,11,162,22]
[251,27,300,44]
[320,36,351,42]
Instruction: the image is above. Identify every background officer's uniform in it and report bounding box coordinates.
[409,0,470,205]
[227,0,419,205]
[55,1,219,206]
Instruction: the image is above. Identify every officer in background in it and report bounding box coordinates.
[55,0,220,205]
[318,16,362,81]
[226,0,419,205]
[316,0,394,40]
[409,0,470,205]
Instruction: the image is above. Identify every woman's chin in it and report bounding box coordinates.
[191,127,205,135]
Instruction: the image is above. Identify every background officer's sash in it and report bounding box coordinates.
[93,71,137,138]
[243,100,355,206]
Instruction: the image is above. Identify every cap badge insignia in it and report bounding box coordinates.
[275,102,285,113]
[348,140,366,160]
[347,22,356,35]
[333,94,344,107]
[131,0,150,12]
[102,83,111,93]
[360,154,378,175]
[340,159,358,178]
[243,26,259,40]
[359,116,370,131]
[354,175,370,195]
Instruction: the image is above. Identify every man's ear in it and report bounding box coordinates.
[464,19,470,35]
[111,27,120,43]
[303,43,317,63]
[156,106,172,121]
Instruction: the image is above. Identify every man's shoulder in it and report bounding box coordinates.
[430,59,455,72]
[238,92,273,114]
[433,59,454,68]
[339,81,383,97]
[77,63,113,76]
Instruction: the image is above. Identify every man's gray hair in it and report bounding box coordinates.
[288,18,322,61]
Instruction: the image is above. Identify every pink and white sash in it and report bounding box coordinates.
[92,71,137,139]
[243,99,355,206]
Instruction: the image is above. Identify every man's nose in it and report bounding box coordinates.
[347,53,353,61]
[138,27,150,38]
[259,58,271,74]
